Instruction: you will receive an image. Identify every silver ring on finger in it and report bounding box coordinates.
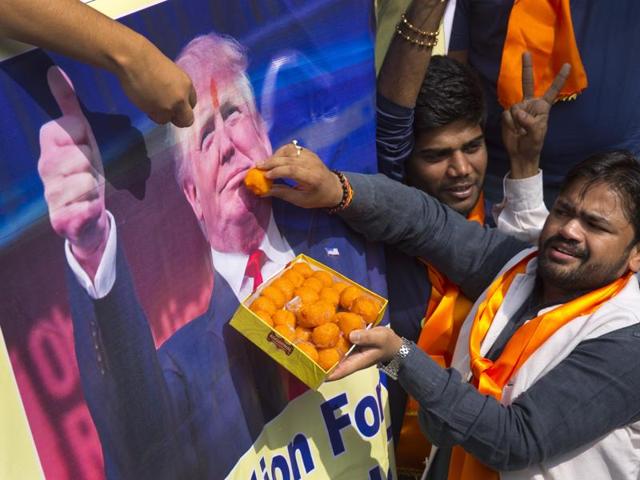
[291,139,303,157]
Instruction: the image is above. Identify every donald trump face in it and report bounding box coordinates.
[172,33,273,254]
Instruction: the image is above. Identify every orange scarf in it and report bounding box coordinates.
[448,254,632,480]
[497,0,588,109]
[396,195,485,474]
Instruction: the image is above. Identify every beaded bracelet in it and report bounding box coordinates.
[400,13,439,38]
[395,24,438,48]
[327,170,354,214]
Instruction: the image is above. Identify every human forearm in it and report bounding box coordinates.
[398,325,640,470]
[399,347,558,471]
[263,151,525,297]
[377,0,447,107]
[1,0,196,126]
[0,0,146,76]
[341,173,527,299]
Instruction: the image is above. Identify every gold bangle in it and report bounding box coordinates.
[400,13,439,38]
[395,24,438,48]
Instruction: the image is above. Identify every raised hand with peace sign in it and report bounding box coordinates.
[502,52,571,179]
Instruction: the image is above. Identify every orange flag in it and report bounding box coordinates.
[497,0,587,108]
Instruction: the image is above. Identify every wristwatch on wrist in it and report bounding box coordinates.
[378,337,413,381]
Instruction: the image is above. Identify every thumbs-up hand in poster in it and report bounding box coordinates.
[38,66,108,279]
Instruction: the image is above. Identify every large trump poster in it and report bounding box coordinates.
[0,0,394,478]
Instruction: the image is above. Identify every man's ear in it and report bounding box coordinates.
[627,243,640,272]
[182,178,203,222]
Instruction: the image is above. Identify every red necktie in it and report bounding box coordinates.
[245,250,264,291]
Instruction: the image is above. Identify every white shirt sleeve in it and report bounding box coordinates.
[492,170,549,244]
[64,210,117,300]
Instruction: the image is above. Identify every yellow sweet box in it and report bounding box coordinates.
[230,254,387,389]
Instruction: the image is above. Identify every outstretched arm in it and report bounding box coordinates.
[38,67,191,478]
[0,0,196,127]
[329,323,640,471]
[261,144,528,299]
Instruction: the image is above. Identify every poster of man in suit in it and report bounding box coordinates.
[0,0,392,478]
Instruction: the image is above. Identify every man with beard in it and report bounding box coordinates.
[259,148,640,480]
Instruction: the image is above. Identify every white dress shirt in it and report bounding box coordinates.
[210,213,295,301]
[492,169,549,244]
[65,210,118,300]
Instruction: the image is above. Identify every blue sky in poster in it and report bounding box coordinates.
[0,0,375,248]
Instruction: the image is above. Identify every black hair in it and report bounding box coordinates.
[414,55,486,133]
[561,150,640,243]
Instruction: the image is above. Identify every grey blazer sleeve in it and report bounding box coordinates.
[341,173,529,300]
[398,323,640,471]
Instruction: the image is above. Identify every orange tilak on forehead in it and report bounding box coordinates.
[210,78,220,110]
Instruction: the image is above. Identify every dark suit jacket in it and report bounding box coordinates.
[67,205,386,479]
